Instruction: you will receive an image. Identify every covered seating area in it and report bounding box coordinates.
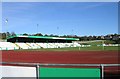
[0,35,81,50]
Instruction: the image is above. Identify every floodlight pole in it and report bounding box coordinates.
[102,40,104,50]
[71,29,73,36]
[57,27,59,35]
[37,24,39,34]
[5,19,8,39]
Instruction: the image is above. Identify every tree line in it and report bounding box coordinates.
[0,32,120,43]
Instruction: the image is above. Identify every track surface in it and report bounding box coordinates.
[2,50,118,64]
[1,50,119,77]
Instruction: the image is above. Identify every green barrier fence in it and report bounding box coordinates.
[40,67,101,78]
[1,62,120,79]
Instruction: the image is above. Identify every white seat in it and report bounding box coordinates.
[26,43,41,49]
[15,43,31,49]
[36,43,48,48]
[0,42,19,50]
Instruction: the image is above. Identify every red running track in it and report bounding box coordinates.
[1,50,119,75]
[1,50,118,64]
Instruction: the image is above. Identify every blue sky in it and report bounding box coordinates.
[2,2,118,36]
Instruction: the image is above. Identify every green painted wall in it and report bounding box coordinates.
[39,67,101,78]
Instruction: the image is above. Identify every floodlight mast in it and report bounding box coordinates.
[57,26,59,35]
[37,24,39,34]
[102,40,104,50]
[71,29,74,36]
[5,19,8,39]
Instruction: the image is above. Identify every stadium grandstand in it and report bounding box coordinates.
[0,35,81,50]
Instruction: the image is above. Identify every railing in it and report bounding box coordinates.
[0,62,120,79]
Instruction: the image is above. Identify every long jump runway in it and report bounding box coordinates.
[1,50,119,77]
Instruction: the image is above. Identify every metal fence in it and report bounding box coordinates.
[1,62,120,79]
